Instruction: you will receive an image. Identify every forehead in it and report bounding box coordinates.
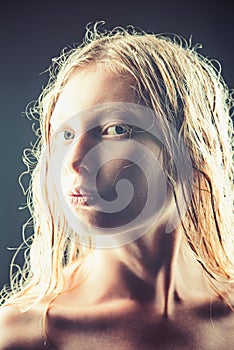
[50,64,137,130]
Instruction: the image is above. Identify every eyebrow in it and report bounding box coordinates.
[50,113,70,128]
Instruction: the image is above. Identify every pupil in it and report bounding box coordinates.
[116,126,125,134]
[65,131,72,139]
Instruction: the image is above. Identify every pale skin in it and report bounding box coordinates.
[0,64,234,350]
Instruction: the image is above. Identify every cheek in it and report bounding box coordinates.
[96,159,148,204]
[60,168,72,191]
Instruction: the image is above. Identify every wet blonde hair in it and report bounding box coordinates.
[1,22,234,309]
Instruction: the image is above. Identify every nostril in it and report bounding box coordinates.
[71,162,88,175]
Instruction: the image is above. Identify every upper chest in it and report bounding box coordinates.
[45,301,234,350]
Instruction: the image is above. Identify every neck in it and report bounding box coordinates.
[72,225,184,317]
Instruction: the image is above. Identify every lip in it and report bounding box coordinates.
[68,186,96,207]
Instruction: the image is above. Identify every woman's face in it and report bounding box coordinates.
[50,64,166,237]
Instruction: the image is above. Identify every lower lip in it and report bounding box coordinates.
[68,195,95,207]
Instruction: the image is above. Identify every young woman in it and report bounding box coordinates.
[0,24,233,349]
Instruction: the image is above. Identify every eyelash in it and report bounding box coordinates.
[55,129,75,143]
[55,123,132,143]
[63,130,75,140]
[102,124,132,138]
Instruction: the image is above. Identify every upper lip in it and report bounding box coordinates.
[68,186,95,197]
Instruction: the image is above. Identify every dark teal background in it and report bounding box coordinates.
[0,0,233,290]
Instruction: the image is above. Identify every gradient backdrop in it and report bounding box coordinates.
[0,0,233,290]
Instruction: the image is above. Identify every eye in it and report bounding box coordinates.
[63,130,75,140]
[54,129,76,143]
[103,124,131,137]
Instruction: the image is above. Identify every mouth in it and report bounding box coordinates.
[67,187,96,207]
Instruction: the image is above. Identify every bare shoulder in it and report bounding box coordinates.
[184,300,234,348]
[0,305,21,348]
[0,304,45,350]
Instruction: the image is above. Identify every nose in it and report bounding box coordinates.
[66,131,96,174]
